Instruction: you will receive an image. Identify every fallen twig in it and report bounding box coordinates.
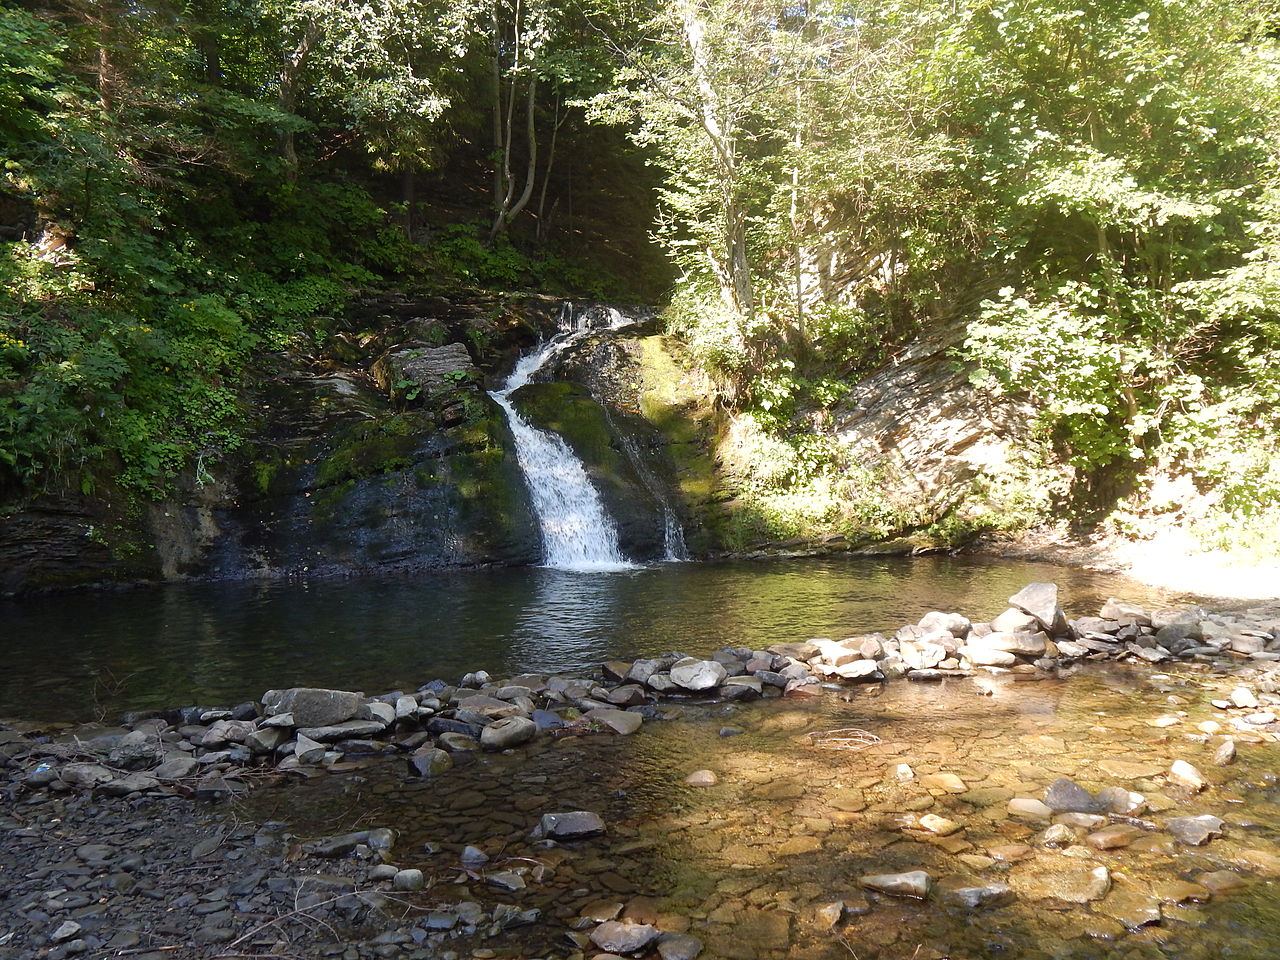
[804,727,880,751]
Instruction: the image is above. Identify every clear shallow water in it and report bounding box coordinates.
[0,556,1189,722]
[253,664,1280,960]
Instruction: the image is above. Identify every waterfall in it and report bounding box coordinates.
[490,304,636,571]
[611,427,689,562]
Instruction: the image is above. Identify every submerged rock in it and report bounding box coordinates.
[407,747,452,777]
[943,883,1013,910]
[534,811,606,840]
[1166,815,1224,846]
[1044,778,1099,813]
[859,870,933,899]
[590,921,659,953]
[584,708,644,735]
[657,932,703,960]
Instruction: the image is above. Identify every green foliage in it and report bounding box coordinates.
[0,2,443,500]
[425,220,629,296]
[600,0,1280,534]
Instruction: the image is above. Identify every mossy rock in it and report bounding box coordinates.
[314,413,428,488]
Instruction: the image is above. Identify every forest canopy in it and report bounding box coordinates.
[4,0,1280,548]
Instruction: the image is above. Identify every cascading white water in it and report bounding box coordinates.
[612,428,689,562]
[490,305,636,571]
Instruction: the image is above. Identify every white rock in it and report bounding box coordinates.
[1169,759,1208,792]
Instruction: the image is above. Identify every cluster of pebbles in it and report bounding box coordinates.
[3,581,1280,960]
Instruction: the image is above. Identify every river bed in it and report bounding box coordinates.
[3,557,1278,959]
[243,660,1280,960]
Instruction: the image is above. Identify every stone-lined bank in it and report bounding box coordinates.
[7,582,1280,809]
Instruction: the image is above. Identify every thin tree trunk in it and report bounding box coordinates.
[791,83,806,358]
[506,75,538,224]
[491,11,505,215]
[491,0,525,241]
[97,45,114,111]
[536,96,565,243]
[492,74,538,240]
[401,167,416,239]
[678,0,754,319]
[278,20,319,176]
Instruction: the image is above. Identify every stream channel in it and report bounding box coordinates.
[6,557,1280,959]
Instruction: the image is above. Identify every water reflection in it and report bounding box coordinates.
[0,556,1191,721]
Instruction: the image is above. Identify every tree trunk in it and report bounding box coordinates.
[96,44,114,111]
[491,11,505,215]
[678,0,754,319]
[199,33,222,86]
[535,95,566,243]
[491,73,538,241]
[401,167,416,240]
[277,20,319,176]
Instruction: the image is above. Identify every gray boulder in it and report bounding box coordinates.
[108,730,161,769]
[407,747,452,777]
[1044,778,1100,813]
[590,921,659,954]
[262,688,362,727]
[480,716,537,750]
[59,763,114,790]
[670,658,728,691]
[1009,582,1066,633]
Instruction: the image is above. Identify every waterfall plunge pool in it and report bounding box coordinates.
[0,555,1192,723]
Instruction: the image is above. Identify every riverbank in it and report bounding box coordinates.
[977,527,1280,602]
[4,584,1280,959]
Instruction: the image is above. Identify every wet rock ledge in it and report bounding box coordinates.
[4,581,1280,959]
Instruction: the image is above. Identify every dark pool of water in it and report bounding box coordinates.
[0,556,1190,722]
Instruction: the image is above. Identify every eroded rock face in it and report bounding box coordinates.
[0,294,561,595]
[832,323,1051,520]
[370,342,478,400]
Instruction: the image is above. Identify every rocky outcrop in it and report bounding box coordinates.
[370,342,480,402]
[544,330,729,555]
[832,322,1039,509]
[0,293,564,594]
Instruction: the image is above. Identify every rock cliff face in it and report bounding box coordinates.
[832,322,1039,511]
[0,293,559,594]
[0,295,715,594]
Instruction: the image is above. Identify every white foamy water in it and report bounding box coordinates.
[490,305,637,571]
